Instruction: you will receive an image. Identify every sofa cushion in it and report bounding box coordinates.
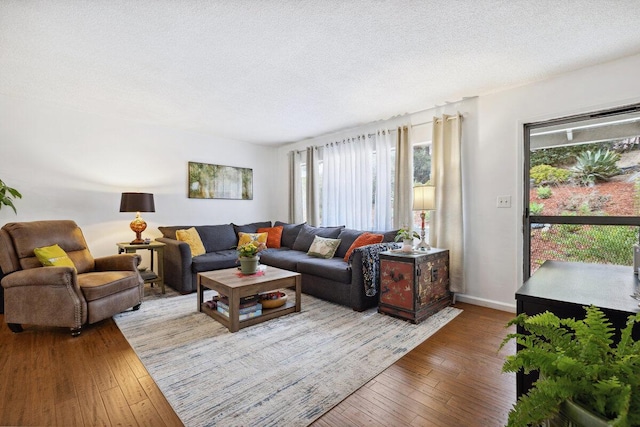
[292,224,344,252]
[238,232,268,247]
[78,271,141,301]
[296,257,351,284]
[375,229,400,243]
[258,248,309,271]
[233,221,272,235]
[274,221,305,248]
[307,236,341,259]
[158,226,192,239]
[257,226,283,248]
[176,227,206,257]
[195,224,237,252]
[190,249,238,273]
[343,232,384,261]
[335,228,364,259]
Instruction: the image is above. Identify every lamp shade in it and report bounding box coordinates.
[413,185,436,211]
[119,192,155,213]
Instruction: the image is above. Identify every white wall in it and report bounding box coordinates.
[0,94,278,262]
[275,53,640,312]
[461,53,640,312]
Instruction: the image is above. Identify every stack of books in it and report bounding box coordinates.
[216,294,262,320]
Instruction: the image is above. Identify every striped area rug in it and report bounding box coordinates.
[114,291,461,427]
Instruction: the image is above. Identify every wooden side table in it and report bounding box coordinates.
[378,248,451,323]
[117,241,166,294]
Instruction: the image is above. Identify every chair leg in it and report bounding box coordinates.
[8,323,23,333]
[70,327,81,337]
[132,303,141,311]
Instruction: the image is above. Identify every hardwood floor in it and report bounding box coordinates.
[0,301,516,426]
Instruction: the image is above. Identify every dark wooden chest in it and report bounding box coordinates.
[378,249,451,323]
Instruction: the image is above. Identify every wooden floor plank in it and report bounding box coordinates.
[0,301,516,427]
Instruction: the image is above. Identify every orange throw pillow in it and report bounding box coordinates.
[343,232,384,262]
[257,226,284,248]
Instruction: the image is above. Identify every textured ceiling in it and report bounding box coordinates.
[2,1,640,146]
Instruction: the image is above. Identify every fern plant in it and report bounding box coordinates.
[571,149,620,185]
[500,306,640,427]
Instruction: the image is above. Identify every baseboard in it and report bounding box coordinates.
[454,293,516,313]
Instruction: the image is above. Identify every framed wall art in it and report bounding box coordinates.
[188,162,253,200]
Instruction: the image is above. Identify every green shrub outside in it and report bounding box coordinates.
[536,186,552,199]
[530,142,607,167]
[529,202,544,215]
[571,149,620,185]
[530,164,572,185]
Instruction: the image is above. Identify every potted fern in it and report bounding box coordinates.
[501,305,640,427]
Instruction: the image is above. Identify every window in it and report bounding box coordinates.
[413,141,432,233]
[524,104,640,277]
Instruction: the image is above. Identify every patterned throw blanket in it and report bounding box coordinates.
[349,242,399,297]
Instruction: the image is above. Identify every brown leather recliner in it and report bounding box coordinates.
[0,220,143,336]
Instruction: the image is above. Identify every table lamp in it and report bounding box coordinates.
[412,185,436,251]
[120,192,155,244]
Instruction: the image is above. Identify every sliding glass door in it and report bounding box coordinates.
[524,104,640,278]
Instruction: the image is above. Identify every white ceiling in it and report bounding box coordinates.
[2,1,640,146]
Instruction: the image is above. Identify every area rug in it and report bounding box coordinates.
[114,291,461,427]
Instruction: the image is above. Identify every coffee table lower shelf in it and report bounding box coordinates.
[200,300,297,330]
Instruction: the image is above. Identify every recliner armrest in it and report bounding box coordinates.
[94,254,140,272]
[1,266,76,289]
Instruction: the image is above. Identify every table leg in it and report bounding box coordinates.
[295,275,301,312]
[229,289,240,332]
[197,277,203,312]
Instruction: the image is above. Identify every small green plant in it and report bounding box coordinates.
[536,186,552,199]
[0,179,22,214]
[530,164,572,185]
[529,202,544,215]
[394,228,420,241]
[571,149,620,185]
[501,306,640,427]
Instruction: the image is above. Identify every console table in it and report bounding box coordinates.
[515,260,640,397]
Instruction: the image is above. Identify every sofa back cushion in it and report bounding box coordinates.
[158,226,192,240]
[1,220,95,273]
[195,225,238,252]
[274,221,306,248]
[335,228,364,259]
[292,224,344,252]
[232,221,272,235]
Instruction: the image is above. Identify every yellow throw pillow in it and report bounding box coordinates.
[237,232,268,247]
[176,227,206,257]
[34,244,76,269]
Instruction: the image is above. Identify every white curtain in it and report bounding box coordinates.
[306,147,320,226]
[393,125,413,229]
[288,151,303,223]
[430,113,464,294]
[321,131,394,230]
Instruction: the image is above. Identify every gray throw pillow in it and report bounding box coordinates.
[274,221,306,248]
[292,224,344,252]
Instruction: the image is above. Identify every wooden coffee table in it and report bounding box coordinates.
[197,265,301,332]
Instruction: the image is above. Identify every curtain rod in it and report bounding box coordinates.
[292,114,461,153]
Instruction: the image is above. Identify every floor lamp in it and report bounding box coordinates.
[413,185,436,251]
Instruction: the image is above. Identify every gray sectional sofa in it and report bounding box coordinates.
[156,221,397,311]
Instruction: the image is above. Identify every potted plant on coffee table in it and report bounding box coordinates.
[237,241,266,275]
[500,305,640,427]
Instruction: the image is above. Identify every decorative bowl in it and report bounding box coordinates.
[259,291,287,309]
